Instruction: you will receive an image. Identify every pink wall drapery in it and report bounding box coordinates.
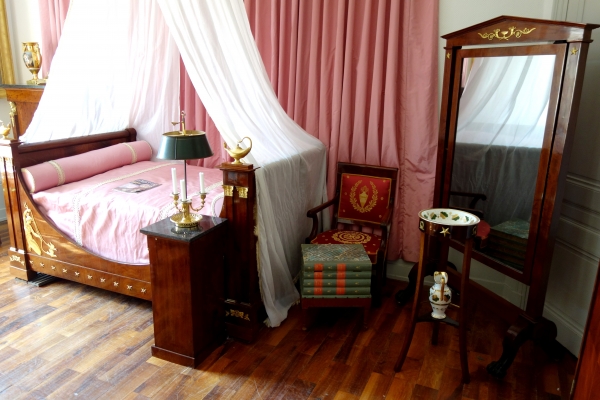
[38,0,70,78]
[243,0,439,262]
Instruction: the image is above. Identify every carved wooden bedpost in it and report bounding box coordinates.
[219,162,265,342]
[0,137,34,280]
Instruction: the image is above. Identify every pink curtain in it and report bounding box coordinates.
[38,0,70,78]
[243,0,439,262]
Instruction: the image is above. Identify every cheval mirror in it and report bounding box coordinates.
[397,16,599,379]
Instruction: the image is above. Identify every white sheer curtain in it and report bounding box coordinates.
[456,55,555,148]
[22,0,179,154]
[157,0,327,327]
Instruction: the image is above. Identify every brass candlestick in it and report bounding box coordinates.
[170,191,208,228]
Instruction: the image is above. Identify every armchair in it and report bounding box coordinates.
[306,162,398,306]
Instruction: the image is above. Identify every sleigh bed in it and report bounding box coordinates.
[0,127,263,341]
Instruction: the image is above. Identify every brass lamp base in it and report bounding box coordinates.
[170,211,202,228]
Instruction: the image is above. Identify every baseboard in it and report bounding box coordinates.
[543,301,584,357]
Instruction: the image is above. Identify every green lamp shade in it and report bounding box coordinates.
[157,130,214,160]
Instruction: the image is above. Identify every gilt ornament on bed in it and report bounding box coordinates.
[23,203,57,257]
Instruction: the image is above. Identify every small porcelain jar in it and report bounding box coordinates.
[429,271,452,319]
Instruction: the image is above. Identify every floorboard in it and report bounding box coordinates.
[0,222,578,399]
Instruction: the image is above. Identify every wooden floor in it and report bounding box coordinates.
[0,224,577,399]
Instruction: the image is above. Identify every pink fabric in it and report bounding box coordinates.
[22,141,153,193]
[38,0,71,78]
[32,161,224,264]
[242,0,439,262]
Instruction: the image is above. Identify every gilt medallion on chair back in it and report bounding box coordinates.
[338,173,393,224]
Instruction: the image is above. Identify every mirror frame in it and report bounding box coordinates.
[435,16,599,313]
[0,0,15,97]
[443,44,566,283]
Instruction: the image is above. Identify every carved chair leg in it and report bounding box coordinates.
[302,306,316,331]
[362,306,369,330]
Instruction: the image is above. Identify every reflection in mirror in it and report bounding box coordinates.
[449,55,556,271]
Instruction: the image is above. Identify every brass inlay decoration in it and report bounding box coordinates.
[349,180,378,213]
[87,275,93,280]
[40,262,45,268]
[29,260,34,265]
[23,203,57,258]
[8,102,17,138]
[127,285,133,291]
[571,47,579,55]
[9,255,24,265]
[223,185,234,197]
[141,288,147,293]
[225,309,250,321]
[51,266,56,270]
[100,278,106,283]
[237,186,248,199]
[478,26,536,41]
[446,52,450,59]
[113,281,119,287]
[441,227,450,237]
[62,268,67,273]
[74,272,80,277]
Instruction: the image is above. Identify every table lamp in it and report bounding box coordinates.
[157,111,213,228]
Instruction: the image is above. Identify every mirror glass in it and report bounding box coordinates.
[449,55,556,272]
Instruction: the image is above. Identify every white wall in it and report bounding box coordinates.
[0,0,41,221]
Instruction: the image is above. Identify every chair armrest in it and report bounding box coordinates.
[306,197,337,243]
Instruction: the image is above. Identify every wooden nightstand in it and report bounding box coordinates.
[141,216,228,367]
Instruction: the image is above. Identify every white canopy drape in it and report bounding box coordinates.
[23,0,179,151]
[22,0,327,327]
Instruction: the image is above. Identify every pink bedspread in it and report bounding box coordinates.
[32,161,224,264]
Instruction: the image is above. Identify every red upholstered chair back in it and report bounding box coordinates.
[338,173,393,225]
[334,163,398,230]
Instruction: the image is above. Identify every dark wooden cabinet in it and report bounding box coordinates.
[141,216,228,367]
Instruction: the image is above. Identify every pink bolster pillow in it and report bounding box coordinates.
[22,141,153,193]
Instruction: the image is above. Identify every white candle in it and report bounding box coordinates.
[171,168,178,194]
[180,179,187,201]
[199,172,205,193]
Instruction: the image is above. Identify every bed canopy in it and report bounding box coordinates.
[23,0,327,328]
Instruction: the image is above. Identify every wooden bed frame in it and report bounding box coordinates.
[0,128,265,342]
